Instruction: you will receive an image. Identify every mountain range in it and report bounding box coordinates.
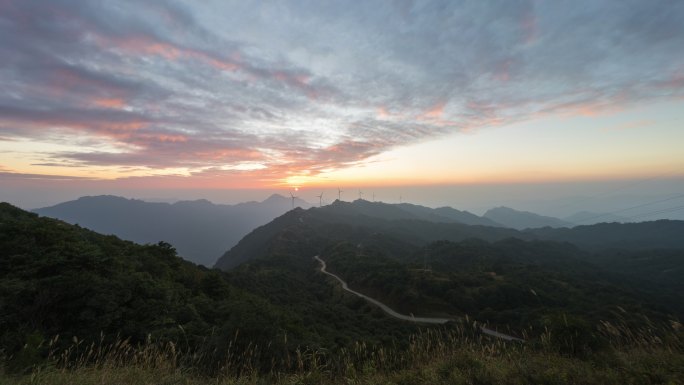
[483,206,574,229]
[213,199,684,325]
[34,194,311,266]
[3,199,683,379]
[215,199,684,270]
[34,196,636,267]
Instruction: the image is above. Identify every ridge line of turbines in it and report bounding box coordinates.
[286,188,684,220]
[289,187,402,209]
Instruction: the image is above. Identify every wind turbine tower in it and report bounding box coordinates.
[337,187,343,201]
[358,190,363,200]
[316,192,324,207]
[290,192,298,209]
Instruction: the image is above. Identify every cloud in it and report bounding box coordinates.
[1,0,683,183]
[0,171,95,181]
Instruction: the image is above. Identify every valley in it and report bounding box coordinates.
[315,254,524,342]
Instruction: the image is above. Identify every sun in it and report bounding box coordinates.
[284,174,319,189]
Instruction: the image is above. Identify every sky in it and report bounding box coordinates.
[1,0,684,215]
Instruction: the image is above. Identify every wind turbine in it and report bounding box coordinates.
[337,187,343,201]
[290,192,298,209]
[372,192,375,202]
[358,190,363,200]
[316,192,324,207]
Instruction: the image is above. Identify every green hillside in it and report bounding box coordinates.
[0,203,307,370]
[2,202,683,384]
[0,203,421,374]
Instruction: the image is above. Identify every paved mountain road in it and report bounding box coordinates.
[315,255,524,342]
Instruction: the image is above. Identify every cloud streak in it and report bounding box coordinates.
[1,0,683,184]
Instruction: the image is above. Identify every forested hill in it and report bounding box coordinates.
[327,199,503,226]
[0,202,422,371]
[214,202,684,321]
[214,203,525,270]
[484,206,573,229]
[3,201,684,380]
[0,202,297,357]
[215,200,684,270]
[526,220,684,250]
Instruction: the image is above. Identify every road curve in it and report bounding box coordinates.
[315,255,524,342]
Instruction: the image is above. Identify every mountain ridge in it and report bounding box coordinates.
[33,194,311,266]
[215,202,684,270]
[484,206,574,229]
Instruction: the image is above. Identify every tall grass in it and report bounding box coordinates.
[2,317,683,384]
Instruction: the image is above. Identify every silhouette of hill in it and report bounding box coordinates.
[216,202,684,271]
[484,206,573,229]
[398,202,503,226]
[527,220,684,250]
[34,194,311,266]
[563,211,630,225]
[214,201,523,270]
[312,199,502,226]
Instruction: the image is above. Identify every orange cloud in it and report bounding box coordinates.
[93,98,126,109]
[113,36,182,59]
[0,113,149,140]
[131,133,188,143]
[414,101,461,128]
[421,102,445,119]
[194,148,263,161]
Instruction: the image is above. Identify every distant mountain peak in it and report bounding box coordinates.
[77,195,130,202]
[563,211,629,225]
[33,194,312,267]
[484,206,572,230]
[173,198,213,206]
[263,193,287,202]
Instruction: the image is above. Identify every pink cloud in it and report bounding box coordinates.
[377,106,390,119]
[92,98,126,109]
[417,101,446,121]
[131,133,188,144]
[93,32,331,100]
[0,107,152,140]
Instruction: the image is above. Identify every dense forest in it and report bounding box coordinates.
[2,202,683,383]
[0,203,420,374]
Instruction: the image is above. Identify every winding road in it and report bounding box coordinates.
[315,255,524,342]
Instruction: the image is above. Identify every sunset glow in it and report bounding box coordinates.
[1,1,683,209]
